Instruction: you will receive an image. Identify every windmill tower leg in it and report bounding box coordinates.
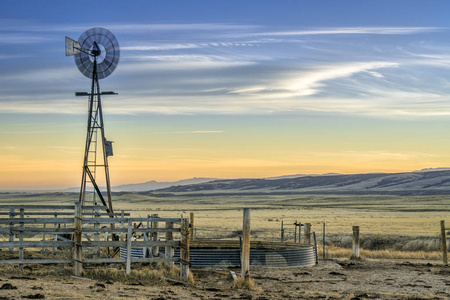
[78,59,114,215]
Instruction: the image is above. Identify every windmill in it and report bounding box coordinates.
[65,28,120,215]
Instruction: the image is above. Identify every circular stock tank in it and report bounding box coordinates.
[188,240,317,268]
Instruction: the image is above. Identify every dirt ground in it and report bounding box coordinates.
[0,259,449,299]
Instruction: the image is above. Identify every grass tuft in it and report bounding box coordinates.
[233,276,260,291]
[349,253,364,260]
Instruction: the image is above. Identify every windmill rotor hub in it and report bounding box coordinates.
[91,41,102,57]
[89,43,106,63]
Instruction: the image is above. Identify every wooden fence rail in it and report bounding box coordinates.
[0,203,190,280]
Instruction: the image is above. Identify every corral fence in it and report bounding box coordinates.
[190,217,316,244]
[188,213,448,265]
[0,203,190,280]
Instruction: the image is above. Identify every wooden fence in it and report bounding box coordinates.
[0,203,190,280]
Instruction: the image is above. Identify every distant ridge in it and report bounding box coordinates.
[61,177,217,193]
[5,168,450,194]
[113,177,217,192]
[144,168,450,196]
[264,173,341,180]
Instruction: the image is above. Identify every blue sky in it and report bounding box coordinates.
[3,0,450,189]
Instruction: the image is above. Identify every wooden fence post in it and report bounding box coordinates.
[74,202,83,276]
[294,220,297,243]
[241,208,251,284]
[189,212,195,242]
[93,207,100,258]
[304,223,311,245]
[151,214,159,257]
[165,222,174,265]
[9,208,15,252]
[53,214,58,255]
[323,220,326,260]
[126,219,132,275]
[180,218,190,281]
[441,220,448,265]
[142,214,150,258]
[120,210,125,229]
[299,222,302,243]
[352,226,360,259]
[42,223,46,253]
[313,232,318,265]
[281,220,284,242]
[19,208,24,270]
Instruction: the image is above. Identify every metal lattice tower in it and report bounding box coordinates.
[65,28,120,214]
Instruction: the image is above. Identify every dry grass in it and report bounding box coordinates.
[87,262,195,285]
[321,245,444,260]
[233,277,260,291]
[0,261,194,286]
[108,194,447,238]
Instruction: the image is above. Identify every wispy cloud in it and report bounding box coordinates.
[250,27,443,37]
[11,22,260,34]
[0,33,52,44]
[172,131,224,134]
[0,54,29,59]
[229,61,399,97]
[122,42,255,52]
[89,23,261,33]
[119,55,258,69]
[122,44,201,51]
[312,150,438,161]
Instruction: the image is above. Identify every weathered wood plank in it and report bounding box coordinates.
[0,259,73,265]
[80,227,180,234]
[82,257,180,264]
[83,240,179,248]
[241,208,250,283]
[0,205,106,210]
[352,225,360,259]
[441,220,448,265]
[74,202,83,276]
[81,228,127,234]
[0,241,73,248]
[0,218,74,224]
[166,222,174,266]
[0,228,74,234]
[180,218,190,282]
[81,217,182,224]
[0,212,129,216]
[126,219,132,274]
[151,214,159,257]
[0,205,75,210]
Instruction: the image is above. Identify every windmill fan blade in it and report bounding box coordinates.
[73,27,120,79]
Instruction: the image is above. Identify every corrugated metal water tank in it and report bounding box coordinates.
[120,240,317,268]
[120,247,144,259]
[187,240,317,268]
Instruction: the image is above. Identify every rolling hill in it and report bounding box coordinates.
[144,168,450,196]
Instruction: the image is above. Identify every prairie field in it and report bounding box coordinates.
[0,192,447,243]
[112,193,447,239]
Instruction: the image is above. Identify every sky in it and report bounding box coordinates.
[3,1,450,189]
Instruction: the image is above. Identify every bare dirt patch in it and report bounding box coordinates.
[0,260,449,299]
